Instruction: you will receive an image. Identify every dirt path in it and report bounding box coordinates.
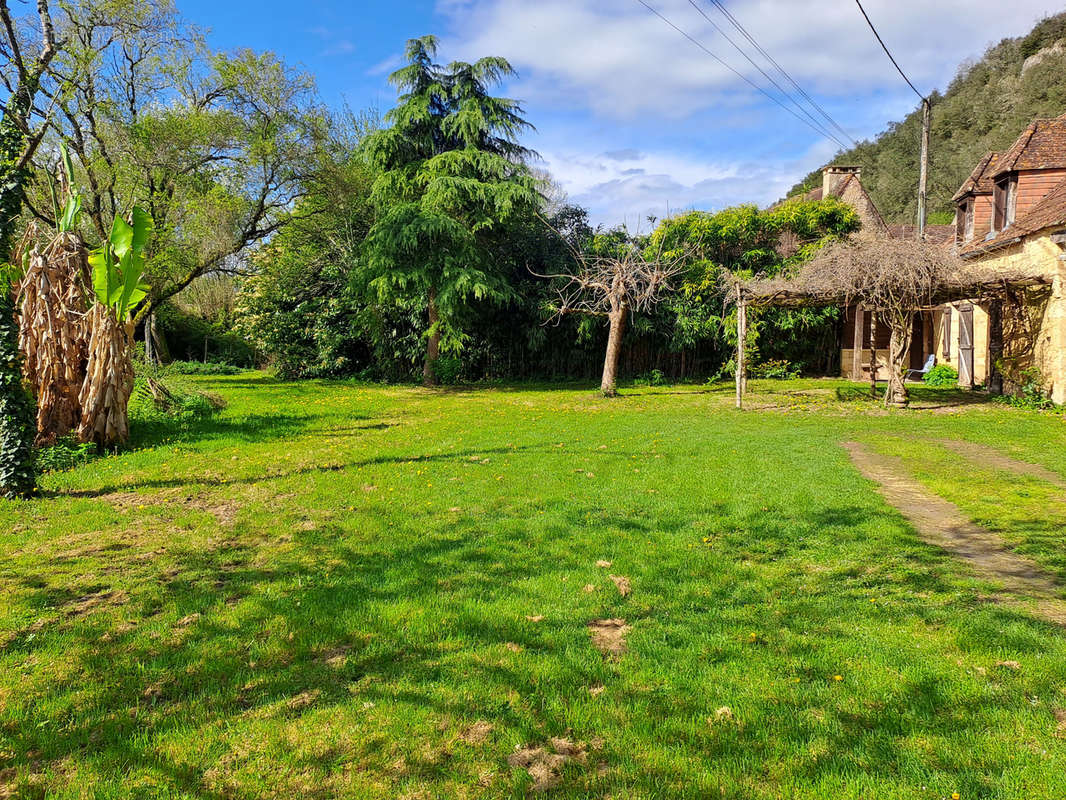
[843,441,1066,625]
[939,439,1066,488]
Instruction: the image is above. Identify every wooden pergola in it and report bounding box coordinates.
[730,238,1051,409]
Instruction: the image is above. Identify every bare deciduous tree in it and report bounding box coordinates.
[538,239,684,397]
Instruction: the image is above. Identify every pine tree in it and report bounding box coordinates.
[362,36,540,385]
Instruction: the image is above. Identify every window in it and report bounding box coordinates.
[1006,178,1018,227]
[964,199,974,241]
[993,174,1018,232]
[993,178,1006,232]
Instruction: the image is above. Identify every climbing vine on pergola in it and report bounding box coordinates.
[729,234,1049,408]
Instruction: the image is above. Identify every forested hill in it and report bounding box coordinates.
[787,12,1066,224]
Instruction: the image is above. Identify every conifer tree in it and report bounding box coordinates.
[362,36,540,385]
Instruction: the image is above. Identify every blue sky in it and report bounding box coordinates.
[182,0,1058,226]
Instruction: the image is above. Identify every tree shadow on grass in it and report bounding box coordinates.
[3,495,1065,796]
[61,441,565,498]
[126,412,318,451]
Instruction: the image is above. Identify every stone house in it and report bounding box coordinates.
[797,115,1066,400]
[952,113,1066,403]
[795,167,954,381]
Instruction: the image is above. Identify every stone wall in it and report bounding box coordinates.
[970,235,1066,403]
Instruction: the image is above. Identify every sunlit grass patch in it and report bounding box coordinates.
[1,375,1065,798]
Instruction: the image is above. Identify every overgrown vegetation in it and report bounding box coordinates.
[995,366,1060,411]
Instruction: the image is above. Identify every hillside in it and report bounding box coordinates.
[788,12,1066,224]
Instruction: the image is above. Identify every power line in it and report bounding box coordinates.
[853,0,926,101]
[683,0,849,148]
[634,0,849,151]
[703,0,858,148]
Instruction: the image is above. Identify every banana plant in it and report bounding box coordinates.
[48,143,83,234]
[88,206,153,322]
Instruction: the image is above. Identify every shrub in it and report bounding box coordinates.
[432,355,463,385]
[923,364,959,387]
[751,359,800,379]
[36,436,97,473]
[166,361,246,376]
[157,304,256,367]
[129,373,227,428]
[997,366,1058,411]
[634,369,667,387]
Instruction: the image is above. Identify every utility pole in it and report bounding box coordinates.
[917,97,930,241]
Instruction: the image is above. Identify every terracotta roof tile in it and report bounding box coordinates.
[952,152,999,202]
[992,117,1066,175]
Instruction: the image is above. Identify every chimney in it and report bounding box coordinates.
[823,165,862,198]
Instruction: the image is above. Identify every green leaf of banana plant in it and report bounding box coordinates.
[60,142,75,188]
[130,206,152,256]
[59,195,82,233]
[117,251,145,317]
[89,247,116,309]
[110,215,135,261]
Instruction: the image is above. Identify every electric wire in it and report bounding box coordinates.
[853,0,926,101]
[635,0,849,151]
[703,0,859,147]
[683,0,846,147]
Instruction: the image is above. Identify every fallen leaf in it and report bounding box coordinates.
[459,720,494,745]
[608,574,631,597]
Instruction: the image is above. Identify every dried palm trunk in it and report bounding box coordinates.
[16,232,90,444]
[77,305,135,447]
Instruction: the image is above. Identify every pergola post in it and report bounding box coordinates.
[852,306,864,380]
[736,284,747,410]
[868,311,878,399]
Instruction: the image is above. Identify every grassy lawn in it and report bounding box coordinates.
[3,376,1066,799]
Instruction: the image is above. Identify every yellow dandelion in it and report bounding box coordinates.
[833,675,843,681]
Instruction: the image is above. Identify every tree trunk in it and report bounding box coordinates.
[600,302,627,397]
[423,287,441,387]
[144,311,154,364]
[884,310,914,408]
[736,291,747,410]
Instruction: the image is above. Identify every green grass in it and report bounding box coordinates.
[3,376,1066,799]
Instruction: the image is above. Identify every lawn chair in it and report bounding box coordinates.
[905,354,935,381]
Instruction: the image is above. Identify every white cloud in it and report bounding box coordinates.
[439,0,1054,119]
[431,0,1058,223]
[536,137,839,226]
